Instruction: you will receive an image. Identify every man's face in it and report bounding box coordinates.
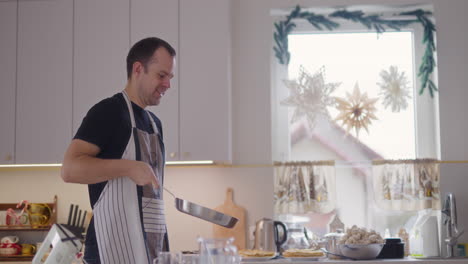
[136,47,175,107]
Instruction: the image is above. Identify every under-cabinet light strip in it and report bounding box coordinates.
[165,160,215,165]
[0,163,62,168]
[0,161,216,168]
[1,160,468,169]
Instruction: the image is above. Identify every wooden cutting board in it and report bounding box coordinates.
[213,188,247,250]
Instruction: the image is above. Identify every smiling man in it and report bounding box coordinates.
[61,37,176,264]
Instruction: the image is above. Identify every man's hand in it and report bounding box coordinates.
[128,161,160,188]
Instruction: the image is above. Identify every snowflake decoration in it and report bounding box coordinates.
[281,66,340,128]
[335,82,379,136]
[377,66,412,112]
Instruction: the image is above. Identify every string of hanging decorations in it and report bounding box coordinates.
[273,5,437,97]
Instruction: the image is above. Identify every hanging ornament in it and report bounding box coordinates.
[281,66,340,128]
[334,82,379,136]
[377,66,412,112]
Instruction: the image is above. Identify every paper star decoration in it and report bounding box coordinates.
[335,82,379,136]
[377,66,412,112]
[281,66,340,128]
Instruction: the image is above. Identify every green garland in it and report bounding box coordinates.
[273,5,437,97]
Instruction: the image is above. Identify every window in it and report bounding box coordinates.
[289,32,416,159]
[271,5,440,237]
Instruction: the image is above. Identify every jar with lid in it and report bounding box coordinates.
[377,238,405,259]
[323,229,345,259]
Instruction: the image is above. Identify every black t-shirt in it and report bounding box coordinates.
[74,92,164,206]
[74,92,164,261]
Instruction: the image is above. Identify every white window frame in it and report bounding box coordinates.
[271,5,440,162]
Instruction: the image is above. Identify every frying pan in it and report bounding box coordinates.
[164,187,238,228]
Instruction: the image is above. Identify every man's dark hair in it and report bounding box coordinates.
[126,37,176,80]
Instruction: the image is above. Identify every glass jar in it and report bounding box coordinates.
[198,237,240,264]
[377,238,405,259]
[283,227,310,250]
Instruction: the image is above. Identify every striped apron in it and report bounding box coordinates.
[92,91,166,264]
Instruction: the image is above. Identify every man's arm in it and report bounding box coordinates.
[61,139,159,188]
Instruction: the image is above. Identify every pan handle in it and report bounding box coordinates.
[163,187,176,199]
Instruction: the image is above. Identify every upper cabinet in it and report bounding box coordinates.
[132,0,232,163]
[0,0,231,165]
[0,1,17,164]
[131,0,180,162]
[178,0,232,163]
[73,0,130,134]
[15,0,73,164]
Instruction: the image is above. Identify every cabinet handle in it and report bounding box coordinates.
[169,152,177,158]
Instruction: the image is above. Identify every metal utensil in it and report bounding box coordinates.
[163,187,238,228]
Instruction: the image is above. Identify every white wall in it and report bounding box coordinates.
[0,169,91,221]
[232,0,468,251]
[1,0,467,254]
[436,0,468,249]
[163,167,273,251]
[0,167,274,251]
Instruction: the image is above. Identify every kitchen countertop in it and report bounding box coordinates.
[241,257,468,264]
[7,259,468,264]
[8,257,468,264]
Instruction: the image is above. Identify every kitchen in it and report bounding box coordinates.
[0,0,467,263]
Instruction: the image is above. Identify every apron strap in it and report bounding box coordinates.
[145,111,165,182]
[144,111,160,136]
[122,90,137,128]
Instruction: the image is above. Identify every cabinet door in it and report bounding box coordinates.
[16,0,73,164]
[179,0,231,162]
[0,1,17,164]
[73,0,130,135]
[131,0,179,161]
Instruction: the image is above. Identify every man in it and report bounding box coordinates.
[61,37,176,264]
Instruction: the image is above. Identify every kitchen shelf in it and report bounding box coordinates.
[0,225,51,231]
[0,196,57,262]
[0,195,57,231]
[0,254,34,262]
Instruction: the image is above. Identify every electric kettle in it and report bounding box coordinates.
[253,218,288,253]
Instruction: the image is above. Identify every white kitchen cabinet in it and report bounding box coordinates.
[131,0,232,163]
[178,0,232,162]
[73,0,130,134]
[15,0,73,164]
[131,0,180,162]
[0,1,17,164]
[5,0,231,165]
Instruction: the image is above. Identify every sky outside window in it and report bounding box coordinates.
[288,32,416,159]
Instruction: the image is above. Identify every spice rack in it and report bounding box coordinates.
[0,195,57,262]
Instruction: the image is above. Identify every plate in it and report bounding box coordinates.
[286,257,323,261]
[241,256,275,261]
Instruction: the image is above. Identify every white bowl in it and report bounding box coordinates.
[338,244,384,260]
